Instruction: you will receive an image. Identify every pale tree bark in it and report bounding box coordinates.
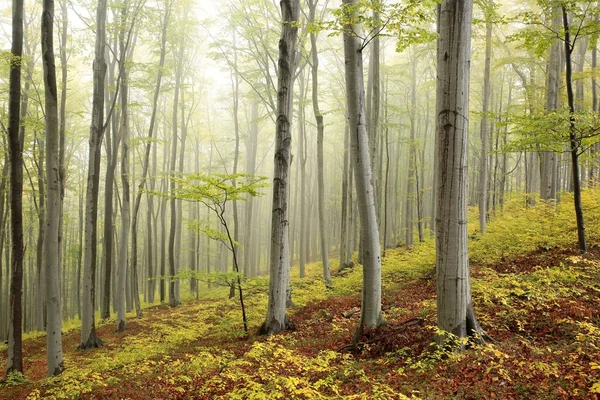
[6,0,24,376]
[478,0,493,232]
[168,41,184,308]
[57,0,68,298]
[308,0,331,286]
[298,71,307,279]
[406,52,417,247]
[339,118,351,270]
[243,102,259,277]
[0,158,8,342]
[540,10,560,202]
[258,0,299,335]
[343,0,383,330]
[131,2,170,317]
[435,0,487,348]
[79,0,107,350]
[366,1,381,224]
[101,62,119,320]
[42,0,64,374]
[117,1,131,331]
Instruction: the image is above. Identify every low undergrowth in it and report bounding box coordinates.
[1,189,600,399]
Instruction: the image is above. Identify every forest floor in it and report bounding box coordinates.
[2,192,600,399]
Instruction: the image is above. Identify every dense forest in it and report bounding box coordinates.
[1,0,600,398]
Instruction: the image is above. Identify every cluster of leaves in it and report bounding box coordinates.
[501,109,600,154]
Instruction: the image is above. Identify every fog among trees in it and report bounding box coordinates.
[1,0,600,397]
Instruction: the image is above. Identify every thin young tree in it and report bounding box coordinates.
[308,0,332,286]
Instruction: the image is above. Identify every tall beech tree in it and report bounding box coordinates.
[435,0,487,347]
[259,0,299,335]
[42,0,65,374]
[342,0,383,330]
[79,0,107,350]
[6,0,25,377]
[308,0,332,286]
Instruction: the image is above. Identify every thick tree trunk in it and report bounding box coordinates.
[343,0,383,329]
[435,0,486,348]
[6,0,24,376]
[258,0,299,335]
[42,0,65,375]
[79,0,106,350]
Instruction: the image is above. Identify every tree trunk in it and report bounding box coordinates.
[478,1,492,232]
[42,0,65,374]
[244,102,259,277]
[435,0,486,348]
[308,0,331,286]
[131,3,169,317]
[6,0,24,376]
[562,7,587,253]
[117,2,131,331]
[168,42,184,308]
[541,10,561,202]
[258,0,299,335]
[79,0,107,350]
[339,117,351,270]
[343,0,383,329]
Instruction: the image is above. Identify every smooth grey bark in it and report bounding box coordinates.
[478,0,492,233]
[298,71,307,279]
[435,0,486,347]
[258,0,299,335]
[366,1,381,225]
[117,2,131,332]
[101,55,119,320]
[168,42,184,308]
[243,102,259,277]
[57,0,68,301]
[406,53,417,247]
[308,0,331,286]
[131,3,169,315]
[343,0,383,330]
[6,0,24,376]
[0,158,8,342]
[35,135,46,332]
[339,117,351,271]
[540,10,561,202]
[79,0,106,350]
[42,0,64,375]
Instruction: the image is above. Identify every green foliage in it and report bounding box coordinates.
[502,109,600,154]
[171,173,268,205]
[329,0,439,51]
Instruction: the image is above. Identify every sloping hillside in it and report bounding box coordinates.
[1,191,600,399]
